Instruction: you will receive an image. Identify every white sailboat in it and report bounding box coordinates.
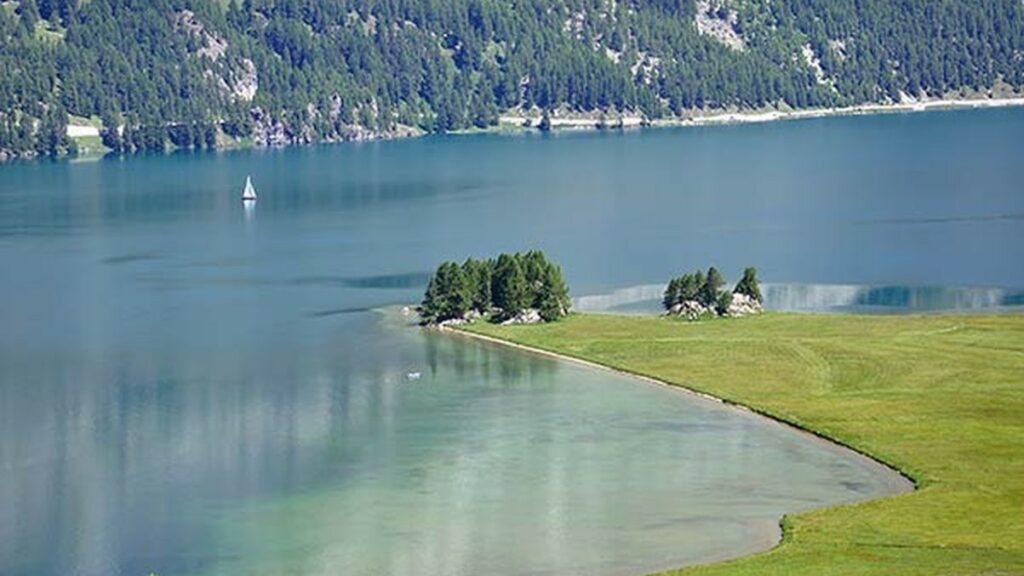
[241,175,258,202]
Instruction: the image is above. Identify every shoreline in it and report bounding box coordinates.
[44,94,1024,166]
[440,321,915,571]
[664,95,1024,128]
[443,323,914,488]
[443,313,1024,574]
[494,95,1024,132]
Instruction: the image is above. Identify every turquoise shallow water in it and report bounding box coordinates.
[3,107,1022,576]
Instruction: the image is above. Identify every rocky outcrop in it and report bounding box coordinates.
[694,0,745,51]
[423,307,546,328]
[176,10,258,104]
[0,148,38,162]
[249,101,423,148]
[175,10,228,62]
[226,59,258,102]
[437,317,468,327]
[500,309,543,325]
[667,300,715,321]
[251,108,294,147]
[667,293,763,321]
[727,293,763,316]
[435,310,485,327]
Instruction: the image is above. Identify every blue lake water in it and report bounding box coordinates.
[3,107,1022,575]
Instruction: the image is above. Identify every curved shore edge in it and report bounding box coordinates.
[439,323,917,572]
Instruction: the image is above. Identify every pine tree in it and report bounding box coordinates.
[492,253,529,318]
[420,261,471,324]
[419,273,443,325]
[461,257,493,313]
[733,267,762,303]
[679,272,699,302]
[537,261,570,321]
[434,261,471,321]
[715,290,733,315]
[520,250,548,307]
[688,270,704,301]
[700,267,725,307]
[663,277,680,310]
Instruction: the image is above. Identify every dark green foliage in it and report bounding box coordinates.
[520,250,549,307]
[420,261,471,324]
[700,266,725,307]
[662,271,706,310]
[492,253,530,318]
[663,268,720,308]
[680,273,701,303]
[663,277,680,310]
[690,272,705,299]
[665,265,758,315]
[461,257,493,313]
[421,250,570,324]
[3,0,1023,160]
[733,267,762,303]
[536,259,571,321]
[420,274,443,325]
[715,290,733,315]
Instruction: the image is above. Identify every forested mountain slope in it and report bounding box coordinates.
[1,0,1022,160]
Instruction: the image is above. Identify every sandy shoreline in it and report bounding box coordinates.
[498,95,1024,132]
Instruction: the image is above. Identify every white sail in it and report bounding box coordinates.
[242,176,257,201]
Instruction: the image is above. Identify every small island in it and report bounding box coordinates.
[663,266,763,320]
[419,250,571,326]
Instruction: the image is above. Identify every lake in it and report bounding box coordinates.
[2,107,1022,576]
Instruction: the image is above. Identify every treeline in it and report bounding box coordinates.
[102,122,220,154]
[663,266,762,317]
[2,0,1024,160]
[420,250,570,325]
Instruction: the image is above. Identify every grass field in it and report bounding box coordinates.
[69,135,108,157]
[461,313,1024,575]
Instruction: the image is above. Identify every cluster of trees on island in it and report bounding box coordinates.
[419,250,570,325]
[663,266,762,318]
[3,0,1024,160]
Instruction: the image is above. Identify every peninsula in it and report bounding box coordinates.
[455,312,1024,574]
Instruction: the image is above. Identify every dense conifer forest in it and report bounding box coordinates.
[2,0,1023,160]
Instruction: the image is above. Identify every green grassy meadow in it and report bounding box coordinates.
[461,313,1024,575]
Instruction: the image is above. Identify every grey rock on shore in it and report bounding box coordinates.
[500,309,543,325]
[667,293,763,320]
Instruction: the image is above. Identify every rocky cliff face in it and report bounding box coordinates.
[249,105,423,148]
[177,10,258,103]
